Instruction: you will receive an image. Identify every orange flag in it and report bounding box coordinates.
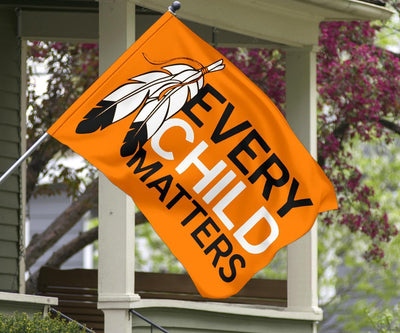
[48,12,337,298]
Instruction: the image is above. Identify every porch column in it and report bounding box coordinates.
[285,46,321,325]
[97,1,139,333]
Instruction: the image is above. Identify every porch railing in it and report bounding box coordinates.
[37,266,287,333]
[130,309,169,333]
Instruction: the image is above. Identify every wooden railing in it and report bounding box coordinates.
[37,266,287,333]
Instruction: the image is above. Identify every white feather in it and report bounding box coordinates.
[197,76,204,90]
[134,99,158,122]
[104,83,144,101]
[211,64,225,72]
[207,59,224,72]
[174,69,201,83]
[188,81,198,99]
[163,64,194,75]
[112,89,149,123]
[107,59,226,144]
[132,71,169,83]
[145,98,170,138]
[166,86,189,119]
[149,80,179,98]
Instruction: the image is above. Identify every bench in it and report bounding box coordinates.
[37,267,287,332]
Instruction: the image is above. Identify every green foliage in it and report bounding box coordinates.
[374,1,400,52]
[253,248,287,280]
[0,312,85,333]
[87,218,99,268]
[319,227,400,331]
[367,305,400,333]
[354,138,400,229]
[319,138,400,332]
[135,222,184,273]
[316,9,400,328]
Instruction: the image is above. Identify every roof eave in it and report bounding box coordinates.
[301,0,394,21]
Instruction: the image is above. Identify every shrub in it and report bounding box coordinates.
[0,312,86,333]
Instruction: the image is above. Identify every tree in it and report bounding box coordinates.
[219,23,400,329]
[220,20,400,261]
[24,8,400,298]
[317,137,400,331]
[316,7,400,329]
[317,20,400,260]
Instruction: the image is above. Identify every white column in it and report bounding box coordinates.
[285,46,322,322]
[97,1,139,333]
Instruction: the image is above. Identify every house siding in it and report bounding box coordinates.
[0,8,22,293]
[27,191,88,272]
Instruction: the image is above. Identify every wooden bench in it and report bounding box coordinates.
[37,267,287,332]
[38,267,102,332]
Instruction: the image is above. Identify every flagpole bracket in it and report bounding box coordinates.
[168,1,181,14]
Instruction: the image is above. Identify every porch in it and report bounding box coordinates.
[36,266,307,333]
[0,0,393,332]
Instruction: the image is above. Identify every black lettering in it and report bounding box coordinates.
[219,254,246,283]
[191,217,220,248]
[182,83,226,127]
[204,233,233,267]
[146,175,173,202]
[126,148,163,182]
[166,183,192,209]
[228,129,270,175]
[211,102,251,143]
[181,200,207,226]
[249,153,289,201]
[277,178,313,217]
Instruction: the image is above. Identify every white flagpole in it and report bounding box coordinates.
[0,132,50,185]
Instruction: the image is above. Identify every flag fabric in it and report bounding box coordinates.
[47,11,337,299]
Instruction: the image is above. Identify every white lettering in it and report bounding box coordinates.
[176,141,226,193]
[234,207,279,254]
[151,118,194,160]
[203,170,237,204]
[212,181,246,230]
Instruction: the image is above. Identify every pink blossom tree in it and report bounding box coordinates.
[220,19,400,262]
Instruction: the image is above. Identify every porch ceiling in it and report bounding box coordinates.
[1,0,394,46]
[135,0,393,46]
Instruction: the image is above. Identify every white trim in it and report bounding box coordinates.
[285,46,319,318]
[0,291,57,306]
[136,0,320,46]
[136,0,393,47]
[133,299,323,321]
[302,0,394,20]
[97,296,141,310]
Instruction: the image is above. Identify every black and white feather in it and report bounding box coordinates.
[76,59,225,156]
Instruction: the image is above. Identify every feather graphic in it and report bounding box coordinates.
[120,59,224,157]
[75,56,225,157]
[76,73,170,134]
